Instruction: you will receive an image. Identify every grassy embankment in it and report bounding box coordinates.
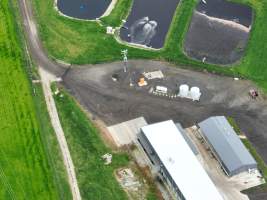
[0,0,71,199]
[53,86,158,199]
[32,84,72,200]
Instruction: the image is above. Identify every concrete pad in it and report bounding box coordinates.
[143,70,164,80]
[107,117,147,147]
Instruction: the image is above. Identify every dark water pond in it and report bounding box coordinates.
[57,0,111,20]
[120,0,180,49]
[184,0,252,65]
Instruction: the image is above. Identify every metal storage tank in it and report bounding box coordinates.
[179,84,189,97]
[190,86,201,101]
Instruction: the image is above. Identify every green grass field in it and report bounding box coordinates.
[53,86,158,200]
[0,0,70,199]
[32,0,267,91]
[53,86,129,199]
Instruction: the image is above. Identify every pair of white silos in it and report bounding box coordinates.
[179,84,201,101]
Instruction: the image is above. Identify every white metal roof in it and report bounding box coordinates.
[141,120,223,200]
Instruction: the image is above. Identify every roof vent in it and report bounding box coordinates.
[168,157,175,164]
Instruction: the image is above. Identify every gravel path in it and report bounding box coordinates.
[39,68,81,200]
[20,0,81,199]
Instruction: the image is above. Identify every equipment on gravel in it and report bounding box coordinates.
[138,78,147,87]
[249,89,258,99]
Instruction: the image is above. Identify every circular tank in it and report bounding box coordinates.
[190,86,201,101]
[179,84,189,97]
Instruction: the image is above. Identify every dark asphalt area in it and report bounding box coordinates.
[19,0,267,198]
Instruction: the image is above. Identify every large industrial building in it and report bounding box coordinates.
[198,116,257,176]
[138,120,223,200]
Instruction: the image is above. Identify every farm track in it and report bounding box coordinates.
[19,0,81,199]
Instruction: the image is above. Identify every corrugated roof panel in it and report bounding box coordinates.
[198,116,257,175]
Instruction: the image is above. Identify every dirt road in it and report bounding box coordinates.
[19,0,81,199]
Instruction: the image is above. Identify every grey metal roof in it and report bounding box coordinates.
[198,116,257,175]
[175,123,199,155]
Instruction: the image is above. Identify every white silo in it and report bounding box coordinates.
[179,84,189,97]
[190,87,201,101]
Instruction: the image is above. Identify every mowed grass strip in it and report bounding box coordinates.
[53,87,130,200]
[0,0,62,199]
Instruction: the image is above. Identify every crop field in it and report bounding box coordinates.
[0,0,68,199]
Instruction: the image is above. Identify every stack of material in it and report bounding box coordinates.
[155,86,168,94]
[249,89,258,99]
[106,26,115,34]
[138,78,147,87]
[101,153,112,165]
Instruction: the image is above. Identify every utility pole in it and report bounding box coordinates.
[121,49,128,72]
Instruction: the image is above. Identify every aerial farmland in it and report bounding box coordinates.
[2,0,267,199]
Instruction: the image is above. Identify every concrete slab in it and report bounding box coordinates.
[143,70,164,80]
[107,117,147,147]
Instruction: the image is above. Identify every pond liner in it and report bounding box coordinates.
[120,0,180,49]
[184,0,252,65]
